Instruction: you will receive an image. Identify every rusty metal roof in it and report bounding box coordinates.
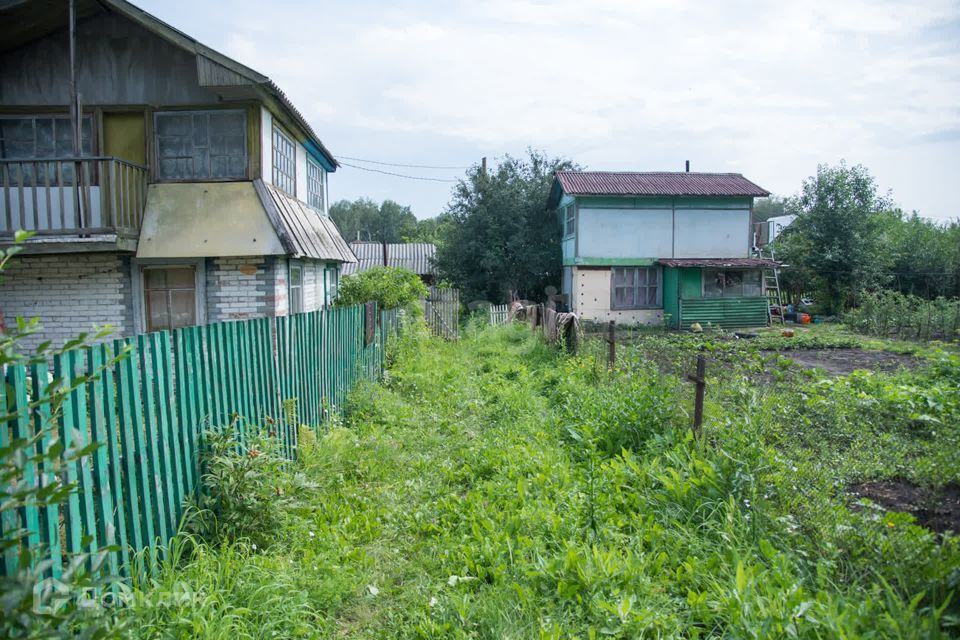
[550,171,769,207]
[254,181,356,263]
[342,242,436,276]
[657,257,779,268]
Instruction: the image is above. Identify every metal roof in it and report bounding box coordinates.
[254,181,356,263]
[549,171,770,207]
[342,242,437,276]
[657,257,779,268]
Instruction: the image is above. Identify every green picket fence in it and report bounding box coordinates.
[0,303,397,581]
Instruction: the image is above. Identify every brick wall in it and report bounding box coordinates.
[0,253,134,351]
[205,256,280,322]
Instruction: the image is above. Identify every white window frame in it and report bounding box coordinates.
[306,156,326,212]
[610,266,662,310]
[272,125,296,195]
[288,262,304,315]
[563,204,576,238]
[131,258,206,334]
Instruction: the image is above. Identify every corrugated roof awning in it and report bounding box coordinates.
[254,181,356,263]
[343,242,436,276]
[137,182,286,258]
[657,257,779,268]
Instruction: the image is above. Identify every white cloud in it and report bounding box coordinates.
[139,0,960,219]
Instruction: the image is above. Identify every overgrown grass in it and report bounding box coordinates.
[117,322,960,638]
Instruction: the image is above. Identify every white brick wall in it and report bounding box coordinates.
[206,256,273,322]
[0,253,133,351]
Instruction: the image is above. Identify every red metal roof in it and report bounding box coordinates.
[657,258,779,268]
[555,171,770,198]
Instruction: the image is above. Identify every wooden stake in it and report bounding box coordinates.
[687,353,706,438]
[607,320,615,369]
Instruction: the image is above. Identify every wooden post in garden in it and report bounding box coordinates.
[607,320,615,369]
[687,353,706,438]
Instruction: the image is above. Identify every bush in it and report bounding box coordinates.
[334,266,427,312]
[845,290,960,341]
[187,426,314,549]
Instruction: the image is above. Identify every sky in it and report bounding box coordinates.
[140,0,960,222]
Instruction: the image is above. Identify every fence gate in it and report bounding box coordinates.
[424,287,460,340]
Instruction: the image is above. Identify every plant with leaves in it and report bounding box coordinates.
[330,198,419,244]
[335,266,428,313]
[0,231,125,639]
[774,162,894,314]
[434,149,578,303]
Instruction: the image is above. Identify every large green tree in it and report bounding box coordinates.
[330,198,418,244]
[774,162,892,314]
[434,149,576,303]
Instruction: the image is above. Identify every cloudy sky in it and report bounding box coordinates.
[141,0,960,221]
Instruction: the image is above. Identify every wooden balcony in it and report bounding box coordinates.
[0,156,147,253]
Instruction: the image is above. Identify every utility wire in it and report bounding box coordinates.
[337,155,470,170]
[337,160,460,183]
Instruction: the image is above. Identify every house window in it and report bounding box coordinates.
[326,265,338,305]
[611,267,660,309]
[272,126,296,195]
[289,264,304,314]
[703,269,763,298]
[0,115,93,184]
[562,204,576,237]
[306,157,325,211]
[155,110,247,180]
[143,266,197,332]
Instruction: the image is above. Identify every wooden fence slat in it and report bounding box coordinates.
[0,376,18,576]
[87,346,120,578]
[29,362,62,579]
[115,338,152,555]
[7,367,40,563]
[53,354,84,557]
[137,335,169,546]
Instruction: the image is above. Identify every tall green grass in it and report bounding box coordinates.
[116,322,959,638]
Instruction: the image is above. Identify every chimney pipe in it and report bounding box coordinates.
[685,160,690,172]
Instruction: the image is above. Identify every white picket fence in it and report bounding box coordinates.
[488,303,510,326]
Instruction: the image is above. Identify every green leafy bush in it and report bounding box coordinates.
[846,290,960,341]
[334,266,427,312]
[187,426,314,549]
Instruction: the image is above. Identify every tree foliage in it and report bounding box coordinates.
[774,162,892,314]
[774,162,959,311]
[329,198,418,244]
[334,266,427,311]
[434,149,576,303]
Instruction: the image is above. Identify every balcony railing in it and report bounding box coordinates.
[0,156,147,238]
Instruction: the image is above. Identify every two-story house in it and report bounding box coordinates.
[0,0,355,350]
[547,170,776,329]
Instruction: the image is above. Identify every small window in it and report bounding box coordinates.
[289,264,303,314]
[326,265,338,305]
[306,157,325,211]
[155,110,247,181]
[143,266,197,332]
[272,126,296,195]
[703,269,763,298]
[561,204,576,237]
[611,267,660,309]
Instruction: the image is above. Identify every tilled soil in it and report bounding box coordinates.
[849,480,960,534]
[764,348,922,377]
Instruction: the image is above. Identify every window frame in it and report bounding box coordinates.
[288,262,304,315]
[610,266,662,310]
[306,156,326,212]
[702,268,764,298]
[272,125,297,195]
[131,258,206,334]
[153,109,248,182]
[561,204,576,238]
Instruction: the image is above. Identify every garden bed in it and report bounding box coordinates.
[850,480,960,534]
[765,348,922,377]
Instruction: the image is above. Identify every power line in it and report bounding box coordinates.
[337,155,470,170]
[337,161,460,183]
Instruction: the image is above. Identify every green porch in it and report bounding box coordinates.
[662,265,769,329]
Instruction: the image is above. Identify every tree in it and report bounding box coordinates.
[773,162,892,314]
[334,266,427,312]
[434,149,577,303]
[329,198,418,244]
[752,195,794,223]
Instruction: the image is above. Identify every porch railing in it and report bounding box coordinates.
[0,156,148,238]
